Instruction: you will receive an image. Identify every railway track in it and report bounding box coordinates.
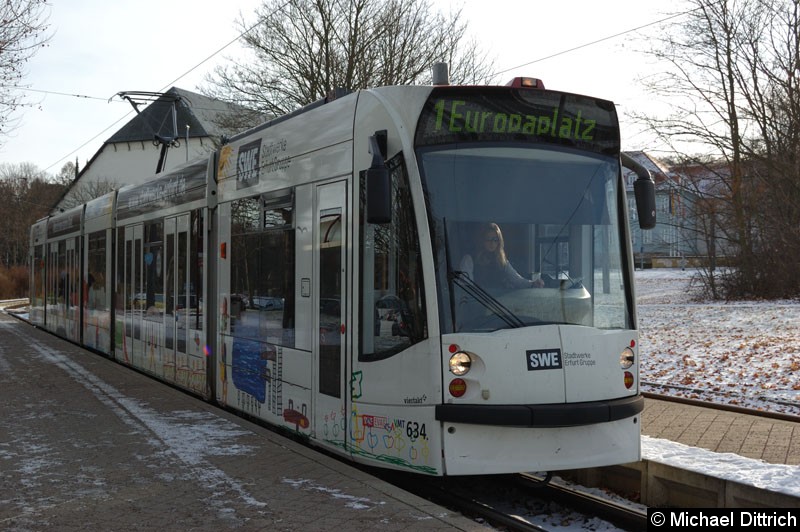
[380,471,647,531]
[514,474,647,531]
[642,383,800,422]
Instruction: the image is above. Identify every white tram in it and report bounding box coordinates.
[30,75,656,475]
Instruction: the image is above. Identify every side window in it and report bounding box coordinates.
[142,221,163,317]
[230,191,296,348]
[57,240,66,303]
[86,231,107,311]
[33,245,44,306]
[360,154,427,361]
[190,210,204,331]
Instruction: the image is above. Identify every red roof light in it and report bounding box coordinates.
[506,77,545,89]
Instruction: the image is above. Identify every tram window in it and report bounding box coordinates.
[87,231,107,311]
[230,193,296,348]
[143,222,164,316]
[190,210,203,331]
[69,237,79,308]
[33,245,44,307]
[114,227,124,352]
[359,154,427,361]
[115,227,124,312]
[57,240,66,303]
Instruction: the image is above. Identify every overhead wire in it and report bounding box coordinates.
[32,0,290,173]
[488,8,694,79]
[29,1,695,173]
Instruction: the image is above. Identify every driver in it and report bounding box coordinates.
[459,223,544,290]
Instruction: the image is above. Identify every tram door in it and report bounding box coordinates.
[163,215,191,384]
[64,237,80,342]
[47,242,60,333]
[313,181,347,442]
[123,225,144,364]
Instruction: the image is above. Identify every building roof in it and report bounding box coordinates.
[622,151,672,185]
[50,87,249,213]
[107,87,242,143]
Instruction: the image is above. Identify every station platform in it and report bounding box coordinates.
[0,312,484,531]
[1,305,798,527]
[641,394,800,466]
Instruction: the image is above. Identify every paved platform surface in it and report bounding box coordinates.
[641,395,800,466]
[0,312,486,531]
[3,306,798,529]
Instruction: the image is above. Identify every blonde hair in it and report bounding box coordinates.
[479,223,508,266]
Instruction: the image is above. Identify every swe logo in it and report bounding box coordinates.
[526,348,563,371]
[236,139,261,189]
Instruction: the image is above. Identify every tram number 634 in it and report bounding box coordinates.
[406,422,427,441]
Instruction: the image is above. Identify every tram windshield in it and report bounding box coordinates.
[420,146,632,333]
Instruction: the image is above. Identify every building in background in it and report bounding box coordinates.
[53,87,255,212]
[624,151,702,268]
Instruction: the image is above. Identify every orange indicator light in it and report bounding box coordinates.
[624,371,634,389]
[449,378,467,397]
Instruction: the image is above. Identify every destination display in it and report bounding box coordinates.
[415,87,620,154]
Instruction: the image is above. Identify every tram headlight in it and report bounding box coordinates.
[449,351,472,376]
[619,347,635,369]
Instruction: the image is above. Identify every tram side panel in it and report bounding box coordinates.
[349,88,445,475]
[112,160,211,398]
[45,206,84,343]
[214,95,356,449]
[82,192,115,355]
[29,219,48,328]
[215,192,315,429]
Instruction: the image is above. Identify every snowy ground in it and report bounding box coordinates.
[636,268,800,417]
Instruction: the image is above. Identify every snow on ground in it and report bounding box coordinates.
[642,435,800,497]
[636,268,800,417]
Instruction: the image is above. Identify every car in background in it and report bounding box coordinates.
[250,296,284,310]
[375,295,405,320]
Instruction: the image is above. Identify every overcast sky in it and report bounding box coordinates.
[0,0,688,175]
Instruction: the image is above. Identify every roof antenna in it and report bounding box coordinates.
[432,62,449,86]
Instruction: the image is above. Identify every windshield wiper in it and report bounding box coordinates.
[449,270,526,329]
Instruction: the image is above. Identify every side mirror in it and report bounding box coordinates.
[634,178,656,230]
[365,132,391,224]
[621,153,657,230]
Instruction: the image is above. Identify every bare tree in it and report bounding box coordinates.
[57,179,117,210]
[0,0,51,142]
[202,0,494,119]
[50,159,118,210]
[52,160,78,187]
[634,0,800,299]
[0,162,65,267]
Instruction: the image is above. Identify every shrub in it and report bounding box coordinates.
[0,265,29,299]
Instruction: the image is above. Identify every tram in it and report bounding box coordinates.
[29,72,656,475]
